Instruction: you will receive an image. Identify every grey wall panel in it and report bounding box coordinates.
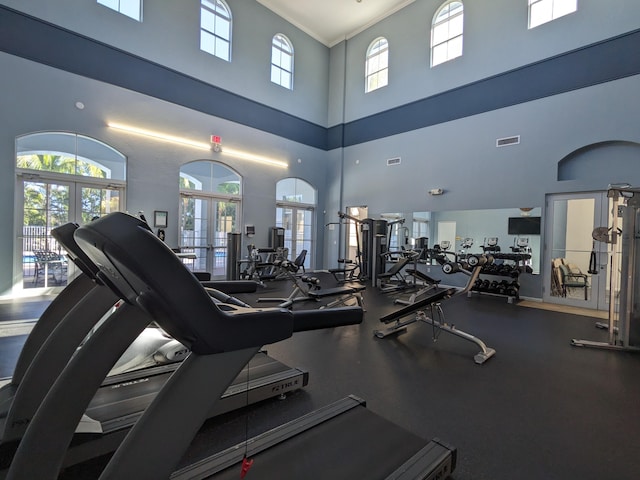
[0,5,328,150]
[0,53,329,296]
[341,29,640,147]
[2,4,639,152]
[341,0,640,121]
[331,75,640,218]
[0,0,330,126]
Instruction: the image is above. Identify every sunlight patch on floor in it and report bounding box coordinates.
[518,300,608,319]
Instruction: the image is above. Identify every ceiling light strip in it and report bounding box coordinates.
[107,121,288,168]
[107,122,211,150]
[221,147,288,169]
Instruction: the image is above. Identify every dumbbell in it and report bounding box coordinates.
[506,281,520,297]
[467,254,487,268]
[442,261,461,274]
[301,275,321,288]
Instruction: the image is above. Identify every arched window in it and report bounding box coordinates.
[431,1,464,67]
[16,132,126,290]
[17,132,126,180]
[276,178,316,270]
[200,0,232,62]
[97,0,142,21]
[179,160,242,278]
[528,0,577,29]
[365,37,389,93]
[271,34,294,90]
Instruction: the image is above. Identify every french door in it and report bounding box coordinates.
[543,192,610,310]
[18,177,123,290]
[276,205,313,270]
[179,194,239,278]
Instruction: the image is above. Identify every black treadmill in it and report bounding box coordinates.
[0,222,307,470]
[5,213,456,480]
[172,396,456,480]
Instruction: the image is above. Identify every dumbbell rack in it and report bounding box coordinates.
[467,253,532,303]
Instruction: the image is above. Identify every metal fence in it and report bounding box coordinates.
[22,226,64,254]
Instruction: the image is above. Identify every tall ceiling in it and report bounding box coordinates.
[256,0,416,47]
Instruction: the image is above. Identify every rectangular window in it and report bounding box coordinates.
[98,0,142,21]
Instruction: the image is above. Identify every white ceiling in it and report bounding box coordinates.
[256,0,416,47]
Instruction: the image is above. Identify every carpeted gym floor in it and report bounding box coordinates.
[1,273,639,479]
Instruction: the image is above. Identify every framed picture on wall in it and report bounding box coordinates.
[154,210,168,228]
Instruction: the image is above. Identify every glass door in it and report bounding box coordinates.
[179,195,239,278]
[543,192,609,310]
[276,206,313,269]
[78,184,122,224]
[21,179,70,289]
[19,179,123,290]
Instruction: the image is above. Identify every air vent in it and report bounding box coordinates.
[386,157,401,166]
[496,135,520,147]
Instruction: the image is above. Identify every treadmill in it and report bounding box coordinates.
[0,222,307,470]
[5,212,457,480]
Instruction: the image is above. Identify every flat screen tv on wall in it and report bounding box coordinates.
[508,216,541,235]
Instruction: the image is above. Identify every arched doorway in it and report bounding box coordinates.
[275,178,316,270]
[16,132,126,291]
[179,160,242,278]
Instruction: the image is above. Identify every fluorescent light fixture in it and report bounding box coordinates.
[221,147,288,169]
[108,121,288,168]
[107,122,211,150]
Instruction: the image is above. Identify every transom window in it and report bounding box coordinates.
[200,0,232,62]
[365,37,389,93]
[431,1,464,67]
[97,0,142,21]
[16,132,126,181]
[271,34,294,90]
[528,0,577,29]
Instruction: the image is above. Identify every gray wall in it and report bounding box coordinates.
[0,51,328,294]
[0,0,330,126]
[337,0,640,122]
[1,0,640,298]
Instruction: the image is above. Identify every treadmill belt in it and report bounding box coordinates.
[207,406,437,480]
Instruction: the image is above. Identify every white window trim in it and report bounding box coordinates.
[365,37,389,93]
[271,34,294,90]
[528,0,578,29]
[97,0,142,22]
[200,0,232,62]
[431,1,464,68]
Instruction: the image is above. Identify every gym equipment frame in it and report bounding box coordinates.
[5,213,457,480]
[0,223,307,472]
[572,186,640,352]
[374,260,496,365]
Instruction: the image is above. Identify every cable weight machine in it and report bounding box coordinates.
[572,186,640,352]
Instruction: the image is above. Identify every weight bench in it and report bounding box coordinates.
[329,259,361,284]
[308,284,366,308]
[374,287,496,365]
[377,255,412,292]
[394,268,441,305]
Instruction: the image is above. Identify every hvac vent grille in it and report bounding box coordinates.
[496,136,520,147]
[386,157,401,166]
